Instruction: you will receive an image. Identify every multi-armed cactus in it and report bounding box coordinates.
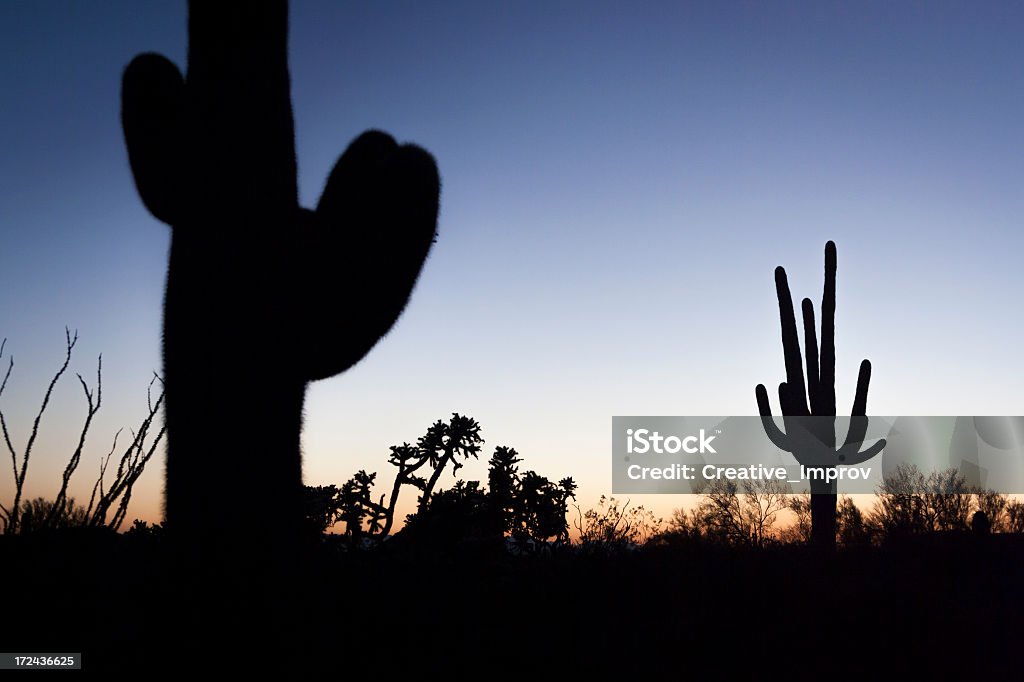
[120,3,439,560]
[755,241,885,549]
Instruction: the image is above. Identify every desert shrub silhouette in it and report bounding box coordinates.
[323,417,576,554]
[574,494,662,551]
[488,446,577,551]
[120,3,439,566]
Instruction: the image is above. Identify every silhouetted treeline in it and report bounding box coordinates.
[300,414,577,553]
[293,415,1024,555]
[664,464,1023,549]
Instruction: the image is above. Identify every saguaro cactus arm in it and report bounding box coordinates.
[300,132,439,380]
[755,241,884,466]
[122,1,439,382]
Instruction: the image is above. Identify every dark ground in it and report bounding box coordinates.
[3,530,1021,678]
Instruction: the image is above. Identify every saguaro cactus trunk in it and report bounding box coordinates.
[755,242,884,550]
[121,2,439,562]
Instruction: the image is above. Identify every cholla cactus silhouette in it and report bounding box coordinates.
[120,3,439,558]
[755,241,885,550]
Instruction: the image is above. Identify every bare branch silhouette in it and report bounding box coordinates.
[87,375,165,531]
[1,328,78,534]
[46,354,102,527]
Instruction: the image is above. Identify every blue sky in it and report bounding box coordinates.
[2,1,1023,525]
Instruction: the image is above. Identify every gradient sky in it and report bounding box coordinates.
[2,1,1023,528]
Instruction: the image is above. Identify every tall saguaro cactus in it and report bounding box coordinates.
[755,242,884,550]
[121,3,439,559]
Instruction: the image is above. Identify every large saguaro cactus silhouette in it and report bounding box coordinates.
[121,2,439,557]
[755,242,884,550]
